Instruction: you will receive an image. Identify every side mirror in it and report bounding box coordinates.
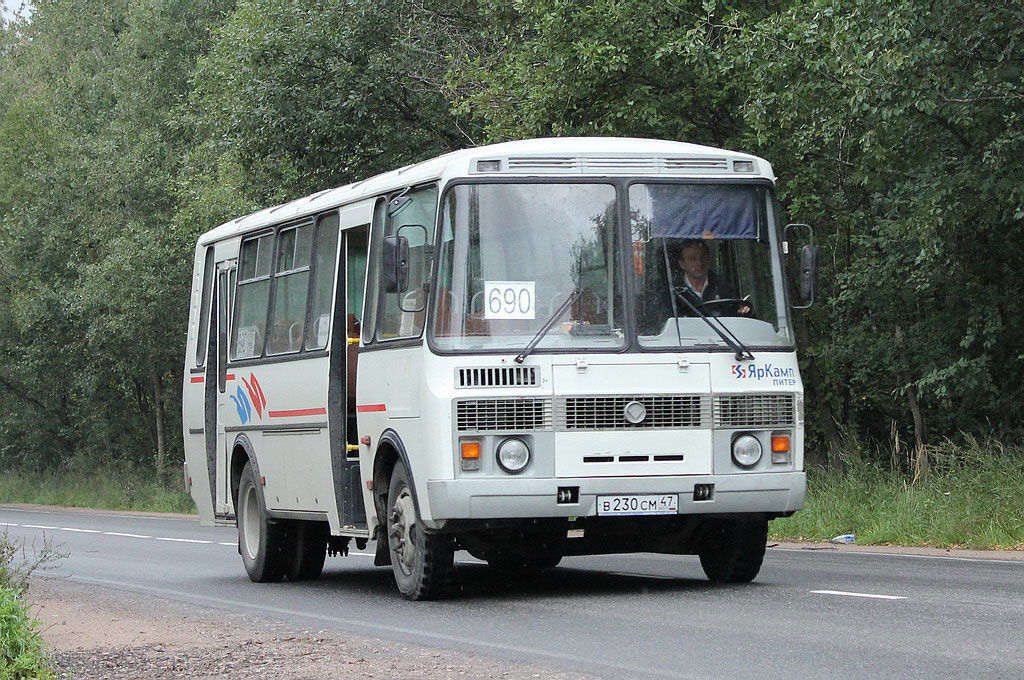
[799,244,819,307]
[382,234,409,293]
[784,223,818,309]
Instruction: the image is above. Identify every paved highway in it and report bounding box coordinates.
[2,505,1022,679]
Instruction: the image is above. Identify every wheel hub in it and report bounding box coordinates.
[241,484,261,561]
[389,486,417,575]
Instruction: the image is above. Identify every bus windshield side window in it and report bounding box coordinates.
[376,185,438,341]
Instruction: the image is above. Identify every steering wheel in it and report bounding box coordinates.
[699,298,753,317]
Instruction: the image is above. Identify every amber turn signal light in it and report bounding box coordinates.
[461,441,481,471]
[771,436,790,452]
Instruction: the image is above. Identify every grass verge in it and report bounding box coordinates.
[0,469,195,514]
[771,440,1024,549]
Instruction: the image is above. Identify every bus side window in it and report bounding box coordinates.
[232,233,273,359]
[306,213,340,351]
[376,185,438,341]
[195,247,215,367]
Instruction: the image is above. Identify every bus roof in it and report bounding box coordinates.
[197,137,774,246]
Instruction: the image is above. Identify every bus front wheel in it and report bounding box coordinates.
[698,518,768,583]
[237,461,288,583]
[386,461,454,600]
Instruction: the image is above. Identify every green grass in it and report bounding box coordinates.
[771,440,1024,550]
[0,469,196,514]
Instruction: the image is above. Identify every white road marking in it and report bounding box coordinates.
[21,524,58,529]
[154,537,213,544]
[104,532,152,539]
[60,527,101,533]
[219,542,236,546]
[0,522,18,527]
[811,589,907,600]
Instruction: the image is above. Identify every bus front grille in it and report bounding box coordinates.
[455,398,552,432]
[555,395,709,430]
[456,366,540,388]
[713,394,796,428]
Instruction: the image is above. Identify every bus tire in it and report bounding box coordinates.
[285,520,328,581]
[386,461,453,600]
[237,461,288,583]
[698,518,768,584]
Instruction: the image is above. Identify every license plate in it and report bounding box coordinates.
[596,494,678,516]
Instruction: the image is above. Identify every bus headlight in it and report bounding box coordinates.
[496,438,530,473]
[732,435,762,468]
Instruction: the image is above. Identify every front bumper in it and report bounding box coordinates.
[426,471,805,522]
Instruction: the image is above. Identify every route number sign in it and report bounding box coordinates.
[484,281,535,320]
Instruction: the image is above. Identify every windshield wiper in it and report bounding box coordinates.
[671,289,754,361]
[659,241,753,361]
[514,289,583,364]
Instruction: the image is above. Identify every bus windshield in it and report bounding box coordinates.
[432,183,626,352]
[630,183,793,349]
[431,181,793,353]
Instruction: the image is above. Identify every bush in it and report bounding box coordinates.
[0,585,54,680]
[0,535,57,680]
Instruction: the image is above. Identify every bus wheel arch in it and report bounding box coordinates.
[372,430,422,529]
[229,434,259,511]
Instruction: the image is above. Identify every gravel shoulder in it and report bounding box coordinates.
[28,576,593,680]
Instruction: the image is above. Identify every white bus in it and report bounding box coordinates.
[182,137,816,600]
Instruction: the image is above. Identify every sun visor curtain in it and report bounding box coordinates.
[650,185,756,239]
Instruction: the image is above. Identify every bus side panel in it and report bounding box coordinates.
[227,358,336,524]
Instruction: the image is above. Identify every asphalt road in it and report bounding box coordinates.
[3,505,1022,679]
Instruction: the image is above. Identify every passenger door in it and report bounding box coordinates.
[213,261,236,517]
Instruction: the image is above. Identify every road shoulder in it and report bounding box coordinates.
[29,576,593,680]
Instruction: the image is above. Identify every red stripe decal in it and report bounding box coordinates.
[190,376,204,384]
[225,374,235,381]
[357,404,387,413]
[268,408,327,418]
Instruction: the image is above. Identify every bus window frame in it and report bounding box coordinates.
[425,176,795,357]
[227,211,341,367]
[194,246,216,368]
[265,219,314,357]
[425,177,633,358]
[368,182,440,349]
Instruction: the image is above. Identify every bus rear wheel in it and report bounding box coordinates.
[237,461,288,583]
[386,461,454,600]
[698,517,768,583]
[286,520,328,581]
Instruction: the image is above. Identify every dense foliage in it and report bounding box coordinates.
[0,0,1021,477]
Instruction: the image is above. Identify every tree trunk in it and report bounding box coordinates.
[150,371,167,481]
[793,314,843,472]
[894,326,927,482]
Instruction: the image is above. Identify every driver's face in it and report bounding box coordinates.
[679,245,709,282]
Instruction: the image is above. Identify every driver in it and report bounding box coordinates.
[672,239,751,315]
